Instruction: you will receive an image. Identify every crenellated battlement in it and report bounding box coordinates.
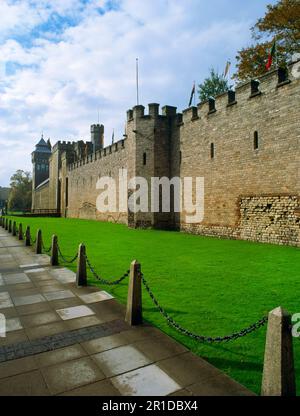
[31,59,300,247]
[124,60,299,129]
[52,140,77,152]
[181,61,299,124]
[127,103,179,121]
[67,137,127,172]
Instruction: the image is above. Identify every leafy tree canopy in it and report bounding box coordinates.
[8,170,32,211]
[234,0,300,82]
[198,68,230,102]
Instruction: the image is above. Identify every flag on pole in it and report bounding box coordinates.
[112,129,114,144]
[188,82,195,107]
[266,40,276,71]
[223,60,231,77]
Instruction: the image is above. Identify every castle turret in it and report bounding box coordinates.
[31,136,51,189]
[91,124,104,152]
[126,103,179,229]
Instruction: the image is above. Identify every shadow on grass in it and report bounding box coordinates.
[143,306,190,314]
[202,356,263,374]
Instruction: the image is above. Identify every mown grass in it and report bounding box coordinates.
[6,216,300,395]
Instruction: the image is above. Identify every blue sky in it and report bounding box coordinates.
[0,0,277,186]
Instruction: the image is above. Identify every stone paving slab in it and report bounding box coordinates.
[0,227,254,396]
[3,273,30,285]
[41,357,106,395]
[81,333,129,355]
[20,311,61,328]
[92,344,152,377]
[6,317,22,332]
[79,291,113,304]
[43,289,75,301]
[111,364,181,396]
[0,370,50,396]
[56,305,95,320]
[34,344,86,368]
[60,379,121,396]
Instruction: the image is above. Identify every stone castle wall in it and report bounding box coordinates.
[177,63,300,246]
[32,61,300,246]
[32,180,50,210]
[66,138,133,223]
[239,195,299,246]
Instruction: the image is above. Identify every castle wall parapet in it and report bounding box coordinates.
[32,58,300,246]
[68,137,126,171]
[180,61,299,124]
[52,140,77,152]
[128,103,179,121]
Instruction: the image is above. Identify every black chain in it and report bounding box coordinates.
[141,272,268,343]
[42,241,52,253]
[57,244,78,263]
[85,254,130,285]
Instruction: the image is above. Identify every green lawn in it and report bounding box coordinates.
[6,216,300,395]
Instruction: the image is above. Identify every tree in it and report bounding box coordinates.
[234,0,300,82]
[198,68,230,102]
[8,170,32,211]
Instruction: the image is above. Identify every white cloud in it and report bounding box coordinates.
[0,0,274,185]
[0,1,43,38]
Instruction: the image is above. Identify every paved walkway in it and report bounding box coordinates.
[0,226,254,396]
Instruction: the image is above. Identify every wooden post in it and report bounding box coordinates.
[25,226,31,246]
[18,223,23,240]
[261,306,296,396]
[36,229,42,254]
[5,218,8,230]
[76,243,87,287]
[8,220,12,233]
[50,235,59,266]
[12,221,17,236]
[125,260,142,326]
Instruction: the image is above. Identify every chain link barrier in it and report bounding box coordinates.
[85,254,130,285]
[140,272,268,343]
[42,241,52,253]
[5,219,269,344]
[57,244,78,264]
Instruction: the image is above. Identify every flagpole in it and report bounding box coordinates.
[274,36,278,69]
[136,58,139,106]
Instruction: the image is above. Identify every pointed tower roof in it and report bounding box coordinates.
[37,137,47,146]
[34,135,51,154]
